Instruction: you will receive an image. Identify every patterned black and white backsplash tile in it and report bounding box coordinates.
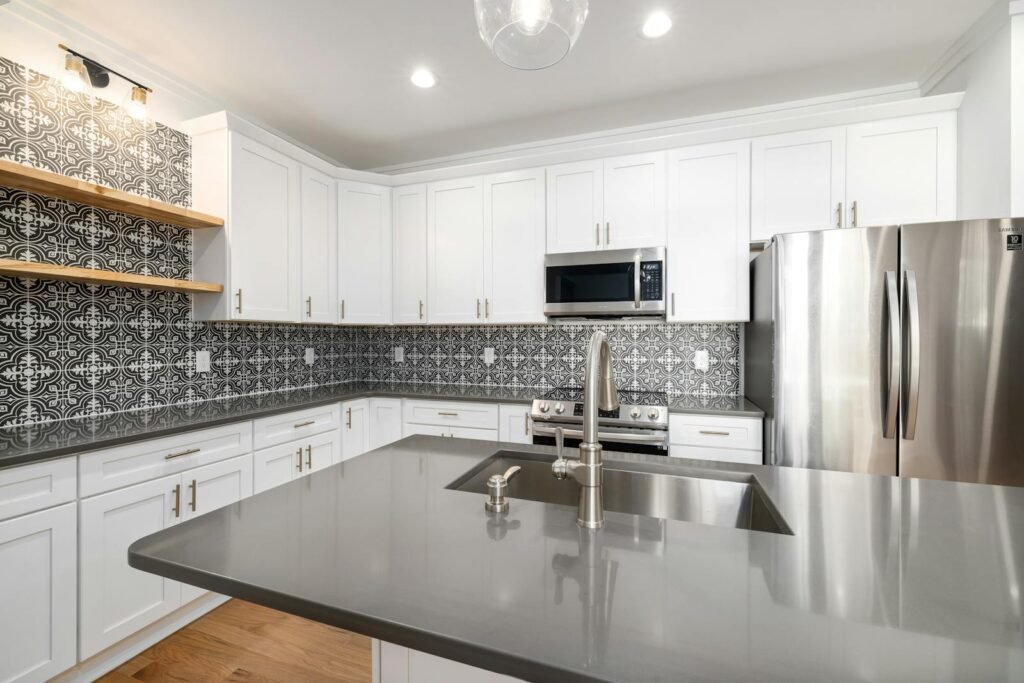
[0,52,741,428]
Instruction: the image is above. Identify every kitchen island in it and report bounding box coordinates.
[129,436,1024,682]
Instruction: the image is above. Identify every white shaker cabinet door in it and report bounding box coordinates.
[498,404,533,444]
[253,443,301,493]
[392,184,428,324]
[79,474,183,659]
[0,503,76,683]
[546,159,603,253]
[180,455,254,604]
[846,112,957,227]
[339,181,392,324]
[302,430,342,473]
[427,177,485,323]
[300,166,338,323]
[603,151,667,249]
[369,397,404,450]
[751,127,846,241]
[229,133,302,322]
[341,399,372,461]
[484,169,546,323]
[667,141,751,322]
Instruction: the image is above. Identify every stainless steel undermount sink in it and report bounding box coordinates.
[448,451,792,535]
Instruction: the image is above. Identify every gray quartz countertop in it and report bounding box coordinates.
[0,382,761,470]
[666,395,764,417]
[130,436,1024,683]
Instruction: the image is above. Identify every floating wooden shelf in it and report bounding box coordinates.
[0,159,223,230]
[0,259,223,294]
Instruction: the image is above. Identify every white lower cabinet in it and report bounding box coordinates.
[369,398,404,449]
[379,641,520,683]
[0,503,76,683]
[669,414,763,465]
[254,430,342,493]
[402,400,500,441]
[498,404,533,444]
[341,398,371,460]
[79,474,183,659]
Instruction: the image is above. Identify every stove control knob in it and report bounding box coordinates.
[648,409,660,420]
[539,402,550,413]
[554,403,565,415]
[630,407,642,419]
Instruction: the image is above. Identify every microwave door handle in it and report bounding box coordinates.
[634,254,641,310]
[883,271,901,439]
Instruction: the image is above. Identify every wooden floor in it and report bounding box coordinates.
[97,599,372,683]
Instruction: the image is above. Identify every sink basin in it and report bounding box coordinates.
[448,451,792,535]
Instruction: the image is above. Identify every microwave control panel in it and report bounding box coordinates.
[640,261,663,301]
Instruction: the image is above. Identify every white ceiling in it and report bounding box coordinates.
[35,0,994,169]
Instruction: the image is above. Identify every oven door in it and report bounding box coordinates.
[532,423,669,456]
[544,247,665,317]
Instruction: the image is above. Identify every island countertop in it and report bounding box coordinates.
[129,436,1024,682]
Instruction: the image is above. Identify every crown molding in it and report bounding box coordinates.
[920,0,1011,94]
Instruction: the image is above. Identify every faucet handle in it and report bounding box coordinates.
[555,426,565,458]
[552,427,571,480]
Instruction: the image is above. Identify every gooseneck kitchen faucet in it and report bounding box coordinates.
[552,330,619,528]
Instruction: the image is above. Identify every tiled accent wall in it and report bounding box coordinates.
[0,54,741,428]
[0,56,353,427]
[353,323,740,397]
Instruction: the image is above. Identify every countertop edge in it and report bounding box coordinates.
[127,542,608,683]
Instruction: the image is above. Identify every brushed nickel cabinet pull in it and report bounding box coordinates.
[699,430,731,436]
[836,202,843,228]
[235,289,243,314]
[294,420,316,428]
[164,447,201,461]
[671,292,676,317]
[189,479,197,512]
[850,200,858,227]
[306,296,312,318]
[485,298,489,318]
[476,299,481,319]
[595,222,600,246]
[524,413,529,435]
[172,483,181,518]
[346,407,352,429]
[605,221,610,244]
[438,411,459,417]
[305,445,312,469]
[341,300,345,320]
[296,447,304,472]
[419,300,424,320]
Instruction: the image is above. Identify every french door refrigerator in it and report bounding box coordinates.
[746,218,1024,485]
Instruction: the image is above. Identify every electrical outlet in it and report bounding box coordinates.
[694,349,710,372]
[304,347,315,365]
[483,347,496,365]
[195,350,211,373]
[393,346,405,363]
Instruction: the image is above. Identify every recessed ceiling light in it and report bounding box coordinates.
[411,68,437,88]
[642,11,672,38]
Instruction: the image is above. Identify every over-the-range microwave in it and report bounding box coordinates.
[544,247,666,317]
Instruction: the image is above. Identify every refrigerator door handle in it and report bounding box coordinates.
[902,270,921,440]
[883,271,901,439]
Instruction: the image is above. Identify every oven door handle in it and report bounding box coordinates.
[532,424,668,445]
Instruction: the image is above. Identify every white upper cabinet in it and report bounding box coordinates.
[845,111,957,227]
[603,152,667,249]
[546,160,604,253]
[751,127,846,241]
[427,177,485,324]
[226,134,302,321]
[483,169,546,324]
[392,184,428,324]
[338,181,392,325]
[300,167,338,324]
[667,141,751,322]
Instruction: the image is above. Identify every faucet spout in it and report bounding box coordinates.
[581,332,619,446]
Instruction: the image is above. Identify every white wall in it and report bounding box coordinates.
[930,22,1012,219]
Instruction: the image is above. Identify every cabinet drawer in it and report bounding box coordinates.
[669,414,762,451]
[402,400,498,430]
[670,444,762,465]
[79,422,253,497]
[403,423,498,441]
[253,404,340,449]
[0,457,76,522]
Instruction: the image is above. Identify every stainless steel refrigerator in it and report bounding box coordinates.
[746,218,1024,485]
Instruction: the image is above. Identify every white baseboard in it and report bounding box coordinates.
[50,592,230,682]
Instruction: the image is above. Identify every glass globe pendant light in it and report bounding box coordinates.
[474,0,589,70]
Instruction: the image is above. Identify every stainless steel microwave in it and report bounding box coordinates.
[544,247,666,317]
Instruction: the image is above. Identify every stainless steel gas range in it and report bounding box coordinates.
[530,387,669,455]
